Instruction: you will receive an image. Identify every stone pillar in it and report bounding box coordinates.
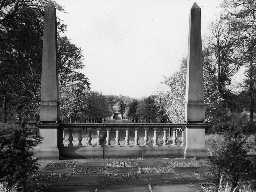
[40,4,59,122]
[184,3,207,158]
[35,4,59,160]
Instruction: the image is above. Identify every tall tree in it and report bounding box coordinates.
[0,0,90,122]
[0,0,47,122]
[158,58,186,123]
[57,35,90,122]
[222,0,256,126]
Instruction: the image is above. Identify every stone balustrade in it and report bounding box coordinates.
[60,123,185,148]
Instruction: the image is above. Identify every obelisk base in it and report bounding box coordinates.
[184,125,209,158]
[185,101,206,122]
[40,101,58,122]
[34,124,59,160]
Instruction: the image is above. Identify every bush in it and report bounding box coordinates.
[0,123,42,192]
[209,120,256,191]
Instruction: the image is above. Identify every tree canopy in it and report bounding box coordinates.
[0,0,90,122]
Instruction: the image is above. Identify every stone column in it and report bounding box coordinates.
[184,3,207,158]
[35,4,59,159]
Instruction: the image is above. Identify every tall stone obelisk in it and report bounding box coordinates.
[36,3,59,159]
[40,4,59,122]
[184,3,207,157]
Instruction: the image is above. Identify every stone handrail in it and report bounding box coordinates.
[59,123,187,148]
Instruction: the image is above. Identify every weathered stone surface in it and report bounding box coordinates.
[40,3,59,122]
[34,128,59,159]
[184,3,207,158]
[35,4,59,160]
[185,2,206,122]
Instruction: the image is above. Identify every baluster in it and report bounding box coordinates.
[97,129,100,146]
[106,129,110,145]
[125,129,129,146]
[115,129,120,145]
[134,128,138,146]
[163,128,167,146]
[63,129,67,146]
[68,128,73,147]
[180,129,185,146]
[82,128,87,146]
[78,129,83,147]
[144,129,148,145]
[88,129,92,146]
[153,128,157,146]
[176,129,178,144]
[172,129,176,145]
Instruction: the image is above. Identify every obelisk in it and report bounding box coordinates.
[36,3,59,159]
[40,3,59,122]
[184,3,207,157]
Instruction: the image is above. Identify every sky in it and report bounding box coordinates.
[55,0,222,98]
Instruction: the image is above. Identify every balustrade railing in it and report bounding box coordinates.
[59,123,185,148]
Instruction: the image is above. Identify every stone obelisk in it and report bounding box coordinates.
[184,3,207,157]
[40,4,59,122]
[36,4,59,159]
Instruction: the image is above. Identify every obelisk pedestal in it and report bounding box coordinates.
[184,3,208,158]
[35,4,59,159]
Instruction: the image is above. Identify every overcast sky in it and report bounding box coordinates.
[55,0,222,98]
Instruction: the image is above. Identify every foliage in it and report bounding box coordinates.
[58,35,90,122]
[157,58,186,123]
[203,0,256,132]
[136,96,157,122]
[118,100,126,119]
[135,95,170,123]
[0,123,43,192]
[221,0,256,127]
[209,118,256,191]
[0,0,90,123]
[127,99,138,122]
[84,92,112,122]
[0,0,47,122]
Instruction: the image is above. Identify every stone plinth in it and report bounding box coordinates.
[184,124,208,158]
[34,123,59,159]
[184,3,207,158]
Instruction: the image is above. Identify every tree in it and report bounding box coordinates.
[222,0,256,127]
[0,0,48,122]
[0,0,90,122]
[119,100,126,119]
[136,96,160,123]
[202,0,256,132]
[84,92,112,122]
[157,58,186,123]
[58,35,90,122]
[127,99,138,122]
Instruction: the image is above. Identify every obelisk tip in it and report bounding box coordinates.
[192,2,200,9]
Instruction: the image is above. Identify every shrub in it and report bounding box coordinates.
[0,123,42,192]
[209,120,256,191]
